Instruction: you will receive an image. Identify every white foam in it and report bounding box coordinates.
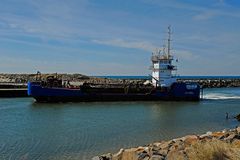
[204,93,240,100]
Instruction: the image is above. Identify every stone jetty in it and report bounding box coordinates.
[0,73,89,83]
[0,74,240,88]
[94,127,240,160]
[180,78,240,88]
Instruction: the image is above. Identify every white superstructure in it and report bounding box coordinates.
[151,26,177,87]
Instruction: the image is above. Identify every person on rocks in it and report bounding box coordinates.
[226,112,229,120]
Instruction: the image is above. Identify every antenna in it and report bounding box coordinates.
[162,44,166,55]
[167,25,171,59]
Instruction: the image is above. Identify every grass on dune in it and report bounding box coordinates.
[187,139,240,160]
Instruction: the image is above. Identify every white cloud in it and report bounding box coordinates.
[193,9,240,20]
[144,0,240,20]
[218,0,225,5]
[92,39,157,52]
[173,50,199,61]
[193,10,219,20]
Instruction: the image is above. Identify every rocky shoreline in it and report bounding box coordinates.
[0,73,240,88]
[94,127,240,160]
[180,78,240,88]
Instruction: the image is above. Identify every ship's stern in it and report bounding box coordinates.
[170,82,201,101]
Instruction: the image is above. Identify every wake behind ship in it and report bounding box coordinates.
[28,27,201,102]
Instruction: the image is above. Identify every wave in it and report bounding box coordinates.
[204,93,240,100]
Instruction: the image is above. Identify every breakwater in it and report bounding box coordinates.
[1,74,240,88]
[95,127,240,160]
[180,78,240,88]
[85,78,240,88]
[0,74,240,97]
[61,76,240,88]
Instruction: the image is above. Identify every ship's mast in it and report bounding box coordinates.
[151,26,177,87]
[167,25,171,59]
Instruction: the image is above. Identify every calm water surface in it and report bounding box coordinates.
[0,88,240,159]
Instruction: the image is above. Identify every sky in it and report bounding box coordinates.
[0,0,240,76]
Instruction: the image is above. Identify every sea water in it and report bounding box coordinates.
[0,87,240,159]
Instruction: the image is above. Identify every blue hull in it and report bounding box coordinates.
[28,82,201,102]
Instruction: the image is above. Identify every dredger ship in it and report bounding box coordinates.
[28,27,201,102]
